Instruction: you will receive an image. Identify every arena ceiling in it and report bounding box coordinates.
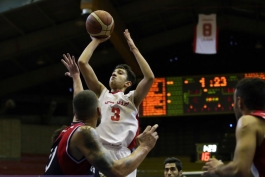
[0,0,265,115]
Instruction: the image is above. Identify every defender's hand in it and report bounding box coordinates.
[202,158,223,176]
[136,124,159,151]
[61,53,79,78]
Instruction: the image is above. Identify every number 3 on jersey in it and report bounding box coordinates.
[111,107,120,121]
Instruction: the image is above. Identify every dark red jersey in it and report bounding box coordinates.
[44,122,99,176]
[250,111,265,177]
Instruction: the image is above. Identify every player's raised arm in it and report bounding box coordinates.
[61,53,83,98]
[73,124,159,177]
[77,36,110,97]
[123,29,155,108]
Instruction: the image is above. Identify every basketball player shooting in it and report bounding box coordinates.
[76,29,154,177]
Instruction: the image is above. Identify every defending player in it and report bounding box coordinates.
[77,29,154,177]
[202,78,265,177]
[44,90,159,176]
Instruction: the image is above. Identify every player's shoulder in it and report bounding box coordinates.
[74,126,101,148]
[99,87,109,97]
[238,115,260,128]
[125,90,135,97]
[238,115,265,139]
[74,126,99,139]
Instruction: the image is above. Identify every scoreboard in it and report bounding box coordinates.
[196,143,218,163]
[140,72,265,117]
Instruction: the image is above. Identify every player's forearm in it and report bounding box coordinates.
[131,48,154,79]
[214,162,250,177]
[77,41,104,96]
[72,75,83,98]
[78,40,100,65]
[111,146,150,177]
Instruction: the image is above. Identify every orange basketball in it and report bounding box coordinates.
[86,10,115,38]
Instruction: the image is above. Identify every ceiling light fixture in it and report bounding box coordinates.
[80,0,93,15]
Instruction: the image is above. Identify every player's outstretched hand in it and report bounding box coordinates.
[202,158,223,176]
[136,124,159,151]
[61,53,79,78]
[123,29,138,51]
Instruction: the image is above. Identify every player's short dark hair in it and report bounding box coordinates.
[235,78,265,110]
[115,64,136,86]
[164,157,182,171]
[73,90,98,120]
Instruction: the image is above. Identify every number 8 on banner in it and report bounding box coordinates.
[203,23,212,37]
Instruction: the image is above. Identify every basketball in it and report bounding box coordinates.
[86,10,115,38]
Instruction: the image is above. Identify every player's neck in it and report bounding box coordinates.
[242,109,252,115]
[111,86,127,93]
[111,89,124,93]
[73,116,97,128]
[83,119,97,128]
[72,116,78,122]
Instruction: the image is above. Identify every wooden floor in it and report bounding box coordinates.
[0,154,48,175]
[0,154,204,176]
[137,156,203,177]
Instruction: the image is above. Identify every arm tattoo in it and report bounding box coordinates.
[124,160,132,168]
[81,126,98,151]
[80,126,113,172]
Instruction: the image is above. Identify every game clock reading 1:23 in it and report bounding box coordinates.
[141,72,265,117]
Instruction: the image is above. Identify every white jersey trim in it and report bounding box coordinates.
[251,163,259,177]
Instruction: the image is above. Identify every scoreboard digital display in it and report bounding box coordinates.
[196,144,218,163]
[141,72,265,117]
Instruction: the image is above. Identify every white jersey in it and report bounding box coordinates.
[96,88,139,148]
